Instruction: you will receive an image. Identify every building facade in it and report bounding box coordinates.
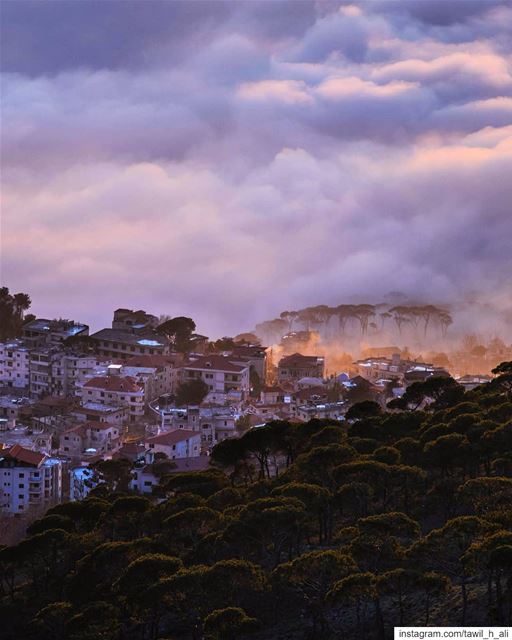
[0,444,62,514]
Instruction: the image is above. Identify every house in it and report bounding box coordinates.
[80,375,145,422]
[0,339,30,389]
[145,429,201,460]
[130,463,159,494]
[296,401,346,422]
[277,353,325,385]
[259,386,286,404]
[456,374,492,391]
[59,421,122,459]
[0,444,62,514]
[180,355,250,403]
[403,365,450,385]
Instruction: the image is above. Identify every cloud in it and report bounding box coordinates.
[1,0,511,337]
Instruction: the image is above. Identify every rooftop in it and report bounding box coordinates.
[146,429,199,446]
[0,443,45,466]
[279,353,325,367]
[24,318,88,336]
[185,355,247,373]
[84,376,143,393]
[90,328,167,348]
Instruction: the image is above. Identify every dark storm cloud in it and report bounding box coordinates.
[1,0,511,336]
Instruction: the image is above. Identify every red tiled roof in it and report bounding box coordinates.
[84,376,142,393]
[0,444,45,466]
[184,355,246,373]
[261,385,285,393]
[146,429,199,446]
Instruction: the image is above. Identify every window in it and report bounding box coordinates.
[19,473,24,478]
[19,483,24,488]
[18,494,24,499]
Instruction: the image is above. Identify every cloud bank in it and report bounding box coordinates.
[1,0,511,337]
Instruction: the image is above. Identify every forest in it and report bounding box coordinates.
[1,363,511,640]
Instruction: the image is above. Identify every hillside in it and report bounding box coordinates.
[1,363,511,639]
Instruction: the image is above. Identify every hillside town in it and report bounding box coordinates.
[1,290,510,524]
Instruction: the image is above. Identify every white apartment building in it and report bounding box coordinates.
[180,355,250,403]
[145,429,201,459]
[29,348,99,399]
[0,339,30,389]
[0,444,62,514]
[80,375,145,422]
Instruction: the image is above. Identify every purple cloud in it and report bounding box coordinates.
[1,1,511,339]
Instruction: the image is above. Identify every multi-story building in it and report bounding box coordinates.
[59,421,122,459]
[112,308,159,333]
[80,375,145,422]
[70,402,127,426]
[0,444,62,514]
[149,402,236,450]
[224,345,268,383]
[180,355,250,403]
[89,328,170,359]
[277,353,325,384]
[29,348,99,398]
[123,355,181,402]
[22,318,89,349]
[0,339,30,389]
[145,429,201,459]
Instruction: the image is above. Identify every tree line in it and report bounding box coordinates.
[255,303,453,344]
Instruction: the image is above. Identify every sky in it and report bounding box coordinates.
[1,0,512,338]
